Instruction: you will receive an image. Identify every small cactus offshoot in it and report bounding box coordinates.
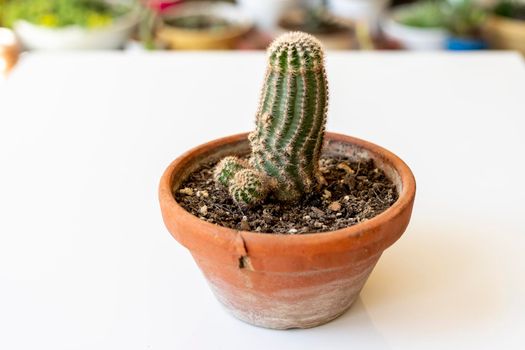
[229,169,268,207]
[214,31,329,206]
[213,156,248,187]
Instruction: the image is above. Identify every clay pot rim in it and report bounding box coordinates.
[159,132,416,247]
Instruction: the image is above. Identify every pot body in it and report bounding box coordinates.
[446,36,487,50]
[159,133,416,329]
[381,14,447,50]
[483,15,525,55]
[156,25,248,50]
[13,11,139,50]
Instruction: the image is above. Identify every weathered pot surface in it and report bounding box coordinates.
[159,132,416,329]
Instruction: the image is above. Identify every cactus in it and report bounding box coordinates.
[214,157,266,207]
[229,169,268,207]
[214,31,328,206]
[213,156,248,187]
[249,31,328,201]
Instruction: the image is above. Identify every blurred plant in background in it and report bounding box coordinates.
[0,0,139,50]
[445,0,486,38]
[442,0,488,49]
[493,0,525,19]
[1,0,130,28]
[276,3,355,49]
[394,0,448,28]
[0,0,524,53]
[0,0,8,27]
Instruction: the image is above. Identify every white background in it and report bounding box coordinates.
[1,52,525,349]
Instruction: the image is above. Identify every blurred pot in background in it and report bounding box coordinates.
[483,0,525,54]
[4,0,139,50]
[277,6,354,49]
[0,28,20,76]
[444,0,487,50]
[236,0,300,32]
[156,2,253,50]
[382,1,448,50]
[327,0,389,35]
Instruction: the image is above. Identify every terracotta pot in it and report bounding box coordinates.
[159,132,416,329]
[483,14,525,55]
[0,28,20,76]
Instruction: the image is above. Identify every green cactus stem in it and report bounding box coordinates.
[229,169,268,207]
[213,156,248,187]
[213,31,328,206]
[248,31,328,201]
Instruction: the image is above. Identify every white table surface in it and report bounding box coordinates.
[1,51,525,350]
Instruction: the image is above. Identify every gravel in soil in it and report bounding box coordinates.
[175,156,398,234]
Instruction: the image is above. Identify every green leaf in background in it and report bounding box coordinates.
[494,0,525,20]
[1,0,130,29]
[444,0,486,37]
[394,1,448,28]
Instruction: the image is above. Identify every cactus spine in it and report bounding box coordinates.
[249,32,328,201]
[214,156,248,187]
[229,169,268,207]
[214,32,328,206]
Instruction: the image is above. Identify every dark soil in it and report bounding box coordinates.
[175,156,398,234]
